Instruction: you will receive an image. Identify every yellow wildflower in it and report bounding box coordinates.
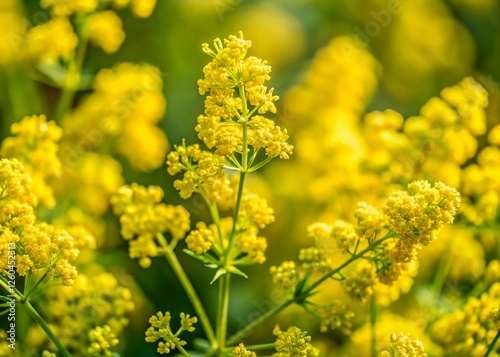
[145,312,197,355]
[270,261,298,295]
[1,114,63,207]
[431,282,500,356]
[317,301,355,334]
[383,181,460,247]
[132,0,157,18]
[197,32,293,161]
[41,0,98,16]
[237,226,267,264]
[272,325,319,357]
[87,11,126,54]
[239,193,275,229]
[185,222,214,255]
[342,261,378,303]
[26,17,78,63]
[232,343,257,357]
[111,184,190,267]
[379,333,427,357]
[88,325,119,356]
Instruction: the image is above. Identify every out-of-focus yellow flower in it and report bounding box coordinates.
[62,62,168,172]
[431,282,500,356]
[41,0,98,16]
[87,11,126,54]
[88,325,119,356]
[132,0,157,18]
[349,312,442,357]
[1,114,62,207]
[232,4,306,68]
[383,181,461,247]
[28,271,134,354]
[26,17,78,63]
[0,0,26,66]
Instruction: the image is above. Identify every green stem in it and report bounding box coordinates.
[235,343,275,351]
[216,272,231,352]
[53,15,89,122]
[176,343,191,357]
[371,295,377,357]
[432,246,453,303]
[227,235,392,345]
[157,234,216,345]
[484,329,500,357]
[25,300,71,357]
[25,272,49,300]
[0,274,23,300]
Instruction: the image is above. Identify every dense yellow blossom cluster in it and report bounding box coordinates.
[0,158,78,286]
[111,183,190,268]
[196,32,293,164]
[1,114,62,207]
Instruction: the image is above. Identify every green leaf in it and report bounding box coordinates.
[183,249,218,265]
[226,265,248,279]
[210,268,227,284]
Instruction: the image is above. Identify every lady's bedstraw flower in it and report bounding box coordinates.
[272,325,320,357]
[41,0,98,16]
[87,11,126,54]
[431,282,500,356]
[26,17,78,63]
[379,333,427,357]
[145,312,197,355]
[196,32,293,165]
[232,344,257,357]
[111,184,190,268]
[0,158,79,286]
[270,261,298,296]
[383,181,460,251]
[88,325,119,357]
[317,301,355,334]
[1,114,63,207]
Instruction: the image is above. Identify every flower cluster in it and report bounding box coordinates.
[196,32,293,165]
[1,114,63,207]
[88,325,119,357]
[232,344,257,357]
[272,325,320,357]
[63,62,168,172]
[379,333,427,357]
[111,184,190,268]
[28,271,134,355]
[0,158,78,286]
[145,311,197,355]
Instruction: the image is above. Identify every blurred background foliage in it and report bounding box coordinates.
[1,0,499,356]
